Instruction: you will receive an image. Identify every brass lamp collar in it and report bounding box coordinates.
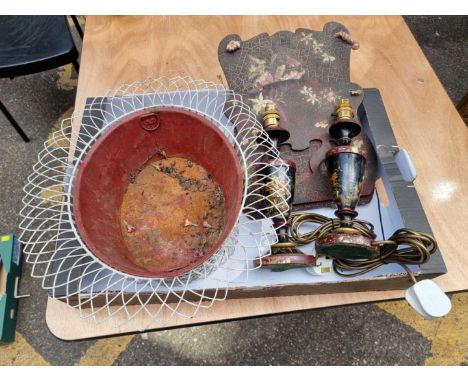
[335,98,354,121]
[262,103,280,129]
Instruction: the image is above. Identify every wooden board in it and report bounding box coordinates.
[47,16,468,340]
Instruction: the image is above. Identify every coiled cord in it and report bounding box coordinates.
[288,212,438,278]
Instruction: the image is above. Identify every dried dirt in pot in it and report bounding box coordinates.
[119,156,226,275]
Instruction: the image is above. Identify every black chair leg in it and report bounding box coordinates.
[0,100,30,142]
[70,16,84,40]
[72,59,80,74]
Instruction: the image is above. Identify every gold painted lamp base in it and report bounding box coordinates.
[254,242,316,272]
[316,227,379,260]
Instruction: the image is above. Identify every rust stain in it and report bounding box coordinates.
[120,156,226,274]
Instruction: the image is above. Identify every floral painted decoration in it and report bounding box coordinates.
[218,24,378,208]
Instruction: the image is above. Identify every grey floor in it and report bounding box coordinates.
[0,16,466,365]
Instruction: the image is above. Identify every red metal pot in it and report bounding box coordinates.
[73,108,244,278]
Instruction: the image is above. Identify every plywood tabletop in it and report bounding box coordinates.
[48,15,468,340]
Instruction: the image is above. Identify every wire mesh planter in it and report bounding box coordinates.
[19,76,290,328]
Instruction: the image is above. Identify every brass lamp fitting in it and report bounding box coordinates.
[329,98,362,146]
[335,98,354,121]
[262,103,280,130]
[260,103,290,145]
[254,104,315,271]
[315,99,379,260]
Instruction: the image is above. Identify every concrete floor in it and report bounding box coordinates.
[0,16,467,366]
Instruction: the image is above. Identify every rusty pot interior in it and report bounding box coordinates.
[73,108,244,278]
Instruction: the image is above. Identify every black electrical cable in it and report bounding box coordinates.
[375,188,386,240]
[288,212,437,279]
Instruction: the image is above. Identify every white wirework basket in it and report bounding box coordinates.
[19,76,290,328]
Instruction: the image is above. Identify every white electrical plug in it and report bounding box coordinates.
[306,257,333,276]
[405,279,451,319]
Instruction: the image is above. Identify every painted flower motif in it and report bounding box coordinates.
[248,55,267,80]
[286,56,301,69]
[274,61,305,81]
[312,39,324,54]
[274,64,286,81]
[321,88,336,103]
[271,173,289,191]
[300,33,324,54]
[322,53,336,63]
[314,120,329,129]
[282,69,305,80]
[300,86,321,106]
[330,171,339,186]
[249,92,271,116]
[240,138,249,147]
[300,32,314,45]
[255,71,274,87]
[265,173,290,214]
